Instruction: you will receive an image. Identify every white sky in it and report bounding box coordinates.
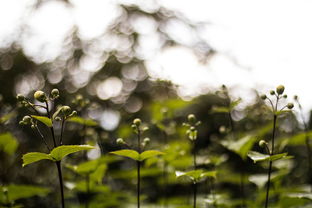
[1,0,312,114]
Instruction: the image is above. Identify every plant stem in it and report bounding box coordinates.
[137,128,141,208]
[56,161,65,208]
[45,101,57,147]
[193,182,197,208]
[264,114,277,208]
[137,160,141,208]
[60,118,65,145]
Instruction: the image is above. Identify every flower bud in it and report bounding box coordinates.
[34,91,47,102]
[133,118,141,126]
[260,94,267,100]
[51,89,59,98]
[294,95,298,100]
[143,137,150,144]
[287,103,294,109]
[55,117,61,121]
[270,90,275,95]
[190,126,196,131]
[259,140,267,148]
[283,94,287,98]
[31,124,36,129]
[22,116,32,124]
[69,110,77,117]
[19,121,25,125]
[116,138,125,145]
[61,106,71,116]
[16,94,25,101]
[276,85,285,95]
[188,114,196,123]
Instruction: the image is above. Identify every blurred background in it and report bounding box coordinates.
[1,0,312,207]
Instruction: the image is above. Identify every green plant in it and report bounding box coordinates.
[17,89,94,208]
[110,118,164,208]
[248,85,294,208]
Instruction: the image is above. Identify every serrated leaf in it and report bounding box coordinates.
[0,132,18,155]
[139,150,164,161]
[50,145,94,161]
[67,116,97,126]
[31,115,52,127]
[110,149,140,161]
[247,151,289,163]
[22,152,53,167]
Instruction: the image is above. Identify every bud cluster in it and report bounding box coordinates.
[260,85,294,111]
[183,114,201,141]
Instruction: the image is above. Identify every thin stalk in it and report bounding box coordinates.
[34,125,50,151]
[193,182,197,208]
[60,118,65,145]
[45,101,57,147]
[56,161,65,208]
[137,128,141,208]
[193,140,197,208]
[162,131,168,208]
[264,114,277,208]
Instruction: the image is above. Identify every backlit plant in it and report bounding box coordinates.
[110,118,164,208]
[248,85,294,208]
[17,89,94,208]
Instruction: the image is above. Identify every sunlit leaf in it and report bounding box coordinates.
[50,145,94,161]
[139,150,164,161]
[247,151,290,163]
[221,135,256,160]
[176,169,217,182]
[31,115,52,127]
[0,132,18,155]
[67,116,98,126]
[22,152,53,167]
[110,149,140,161]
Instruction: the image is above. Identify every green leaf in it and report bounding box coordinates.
[0,185,50,202]
[50,145,94,161]
[275,110,292,116]
[67,116,98,126]
[230,98,242,109]
[0,132,18,155]
[110,149,164,161]
[22,152,53,167]
[110,149,140,161]
[247,151,290,163]
[176,169,217,182]
[31,115,52,127]
[221,135,256,160]
[0,111,16,124]
[139,150,164,161]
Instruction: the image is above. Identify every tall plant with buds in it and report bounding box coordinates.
[110,118,164,208]
[248,85,294,208]
[177,114,216,208]
[17,89,94,208]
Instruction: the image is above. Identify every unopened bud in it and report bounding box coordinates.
[34,91,46,102]
[188,114,196,123]
[270,90,275,95]
[259,140,267,148]
[287,103,294,109]
[22,116,32,124]
[260,94,267,100]
[61,106,71,116]
[51,89,59,98]
[116,138,125,145]
[133,118,141,126]
[16,94,25,101]
[276,85,285,95]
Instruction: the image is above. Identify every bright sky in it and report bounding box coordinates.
[1,0,312,115]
